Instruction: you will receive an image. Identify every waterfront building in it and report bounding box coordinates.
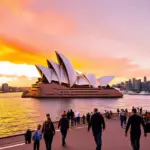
[129,79,132,90]
[2,83,9,93]
[132,78,136,90]
[125,81,129,90]
[134,79,141,91]
[23,51,122,98]
[35,51,115,88]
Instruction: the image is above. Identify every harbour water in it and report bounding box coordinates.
[0,92,150,138]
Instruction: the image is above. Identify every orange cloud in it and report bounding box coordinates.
[0,37,55,65]
[72,56,150,80]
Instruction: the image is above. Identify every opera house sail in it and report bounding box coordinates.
[22,51,123,98]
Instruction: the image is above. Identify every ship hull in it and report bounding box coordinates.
[22,83,123,98]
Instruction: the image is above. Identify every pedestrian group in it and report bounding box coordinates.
[25,107,149,150]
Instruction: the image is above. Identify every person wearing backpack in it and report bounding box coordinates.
[42,114,55,150]
[33,124,42,150]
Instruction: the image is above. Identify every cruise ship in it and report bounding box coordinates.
[22,51,123,98]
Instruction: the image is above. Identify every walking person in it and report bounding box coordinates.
[33,124,42,150]
[58,114,69,147]
[125,108,147,150]
[76,111,80,124]
[140,107,142,115]
[70,109,74,126]
[124,110,127,126]
[42,114,55,150]
[120,109,125,128]
[86,112,91,124]
[82,114,86,124]
[88,108,105,150]
[117,108,120,116]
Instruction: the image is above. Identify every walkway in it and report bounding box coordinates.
[0,119,150,150]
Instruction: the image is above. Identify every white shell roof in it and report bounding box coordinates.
[84,74,97,87]
[75,76,90,85]
[51,70,59,82]
[60,66,69,84]
[35,51,115,88]
[55,51,76,87]
[35,65,52,83]
[47,60,61,84]
[97,76,115,86]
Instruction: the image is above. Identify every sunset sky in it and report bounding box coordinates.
[1,0,150,86]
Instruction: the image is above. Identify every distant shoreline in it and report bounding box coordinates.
[0,91,23,94]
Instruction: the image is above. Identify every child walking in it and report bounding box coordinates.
[33,124,42,150]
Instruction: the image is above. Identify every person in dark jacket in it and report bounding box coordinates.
[125,108,147,150]
[58,114,69,147]
[25,129,32,144]
[70,109,74,126]
[86,113,90,124]
[42,114,55,150]
[88,108,105,150]
[82,115,86,124]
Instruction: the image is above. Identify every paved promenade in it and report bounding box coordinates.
[0,119,150,150]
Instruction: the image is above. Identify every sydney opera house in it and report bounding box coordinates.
[22,51,123,98]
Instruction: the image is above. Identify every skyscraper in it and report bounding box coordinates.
[2,83,9,92]
[132,78,136,89]
[144,76,147,82]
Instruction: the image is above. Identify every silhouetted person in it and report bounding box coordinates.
[82,115,85,124]
[110,111,113,116]
[42,114,55,150]
[124,111,127,126]
[86,113,90,124]
[120,109,125,127]
[132,107,135,112]
[88,108,105,150]
[125,108,147,150]
[140,107,142,115]
[74,116,77,126]
[63,111,66,115]
[58,114,69,147]
[67,110,70,120]
[125,108,128,113]
[107,111,111,119]
[70,109,74,126]
[25,129,32,144]
[117,108,120,116]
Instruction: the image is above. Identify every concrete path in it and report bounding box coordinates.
[0,119,150,150]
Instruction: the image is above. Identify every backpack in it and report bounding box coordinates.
[33,130,42,141]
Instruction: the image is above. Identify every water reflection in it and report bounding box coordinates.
[0,93,150,137]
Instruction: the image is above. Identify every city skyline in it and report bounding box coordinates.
[113,76,150,92]
[1,0,150,86]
